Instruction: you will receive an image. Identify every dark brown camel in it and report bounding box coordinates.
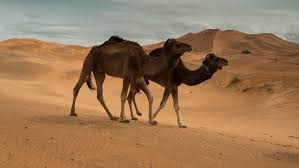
[70,36,192,124]
[127,50,228,128]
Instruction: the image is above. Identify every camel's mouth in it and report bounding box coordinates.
[186,45,192,52]
[174,43,192,55]
[177,48,192,55]
[218,60,228,70]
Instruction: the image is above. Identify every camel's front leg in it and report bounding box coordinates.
[153,88,170,118]
[171,87,187,128]
[139,80,156,125]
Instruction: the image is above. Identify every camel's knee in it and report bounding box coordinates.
[160,101,167,108]
[174,105,180,112]
[148,94,153,104]
[97,94,102,101]
[73,79,85,95]
[73,86,79,95]
[121,93,127,102]
[73,87,76,93]
[97,92,105,102]
[127,94,133,103]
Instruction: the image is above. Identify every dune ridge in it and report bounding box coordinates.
[146,29,299,55]
[170,29,299,54]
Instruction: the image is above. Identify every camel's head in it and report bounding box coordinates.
[203,53,228,71]
[164,39,192,56]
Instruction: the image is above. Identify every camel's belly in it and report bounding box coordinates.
[147,74,167,87]
[105,71,124,78]
[93,49,142,79]
[96,63,124,78]
[94,53,125,78]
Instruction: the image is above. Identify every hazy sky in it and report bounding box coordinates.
[0,0,298,45]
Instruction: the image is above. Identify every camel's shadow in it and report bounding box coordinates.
[30,114,126,130]
[30,113,176,130]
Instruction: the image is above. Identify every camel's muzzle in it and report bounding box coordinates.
[186,44,192,52]
[218,59,228,70]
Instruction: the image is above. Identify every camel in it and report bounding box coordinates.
[127,50,228,128]
[70,36,192,124]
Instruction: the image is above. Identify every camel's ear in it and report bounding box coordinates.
[206,53,216,60]
[203,53,213,65]
[164,38,176,48]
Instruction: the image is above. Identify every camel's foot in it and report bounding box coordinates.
[69,113,78,117]
[119,119,130,123]
[131,117,138,121]
[178,125,187,128]
[110,116,119,121]
[149,120,158,126]
[136,112,142,116]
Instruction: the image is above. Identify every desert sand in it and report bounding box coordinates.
[0,29,298,168]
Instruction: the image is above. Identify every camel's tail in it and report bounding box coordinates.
[81,46,97,91]
[86,76,96,91]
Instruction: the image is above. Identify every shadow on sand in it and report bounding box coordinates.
[30,114,126,130]
[30,113,176,130]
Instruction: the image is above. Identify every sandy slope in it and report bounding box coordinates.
[0,31,299,168]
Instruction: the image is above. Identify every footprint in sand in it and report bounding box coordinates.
[288,136,299,139]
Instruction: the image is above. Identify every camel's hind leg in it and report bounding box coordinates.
[71,48,94,116]
[119,77,131,123]
[94,72,119,121]
[70,76,86,116]
[127,87,139,120]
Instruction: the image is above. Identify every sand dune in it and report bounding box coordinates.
[146,29,299,54]
[0,30,298,167]
[212,30,299,54]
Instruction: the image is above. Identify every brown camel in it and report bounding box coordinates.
[127,51,228,128]
[70,36,192,124]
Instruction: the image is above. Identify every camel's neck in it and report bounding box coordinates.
[165,51,183,70]
[177,61,216,86]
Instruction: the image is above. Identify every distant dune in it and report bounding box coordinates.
[146,29,299,54]
[0,30,299,168]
